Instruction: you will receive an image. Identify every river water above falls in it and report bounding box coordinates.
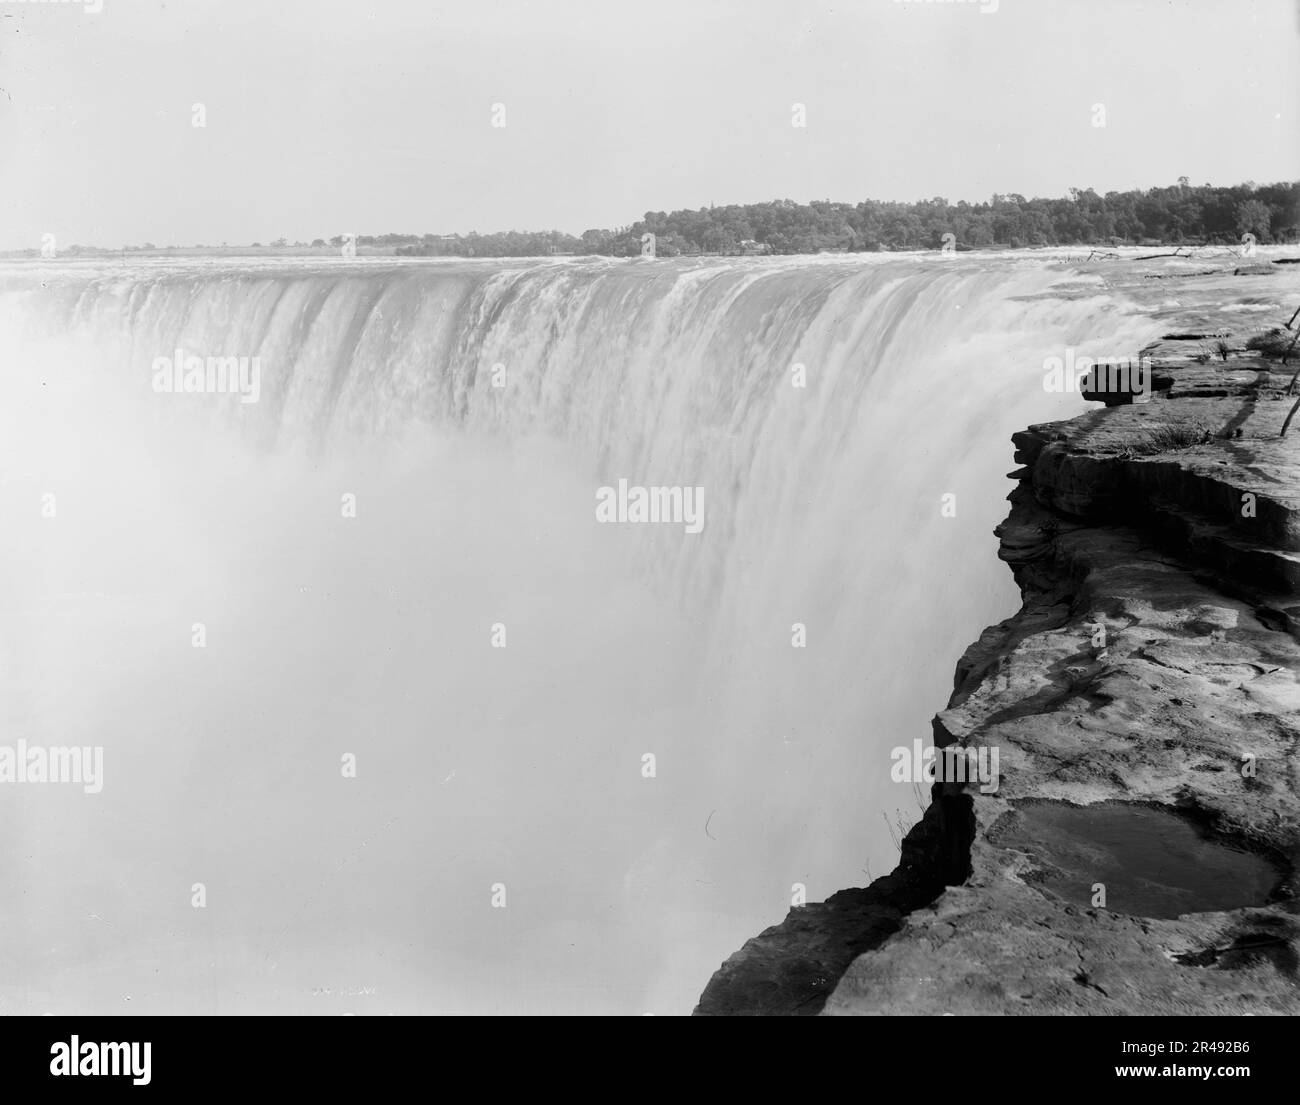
[0,253,1165,1013]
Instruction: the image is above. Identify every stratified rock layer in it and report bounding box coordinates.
[696,296,1300,1017]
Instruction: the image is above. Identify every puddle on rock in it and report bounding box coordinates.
[989,800,1286,919]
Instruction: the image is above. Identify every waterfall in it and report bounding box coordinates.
[0,255,1164,1013]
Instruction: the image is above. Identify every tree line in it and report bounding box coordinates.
[387,179,1298,258]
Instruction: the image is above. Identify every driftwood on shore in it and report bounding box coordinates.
[1135,246,1193,260]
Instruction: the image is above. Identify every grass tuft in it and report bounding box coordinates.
[1245,329,1298,360]
[1116,421,1215,458]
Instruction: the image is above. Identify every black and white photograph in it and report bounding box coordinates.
[1,0,1298,1066]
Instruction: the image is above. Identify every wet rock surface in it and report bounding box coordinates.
[988,800,1287,920]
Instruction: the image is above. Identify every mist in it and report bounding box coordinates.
[0,255,1162,1013]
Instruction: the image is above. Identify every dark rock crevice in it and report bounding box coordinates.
[692,789,973,1016]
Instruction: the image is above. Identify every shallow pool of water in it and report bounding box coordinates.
[990,801,1286,919]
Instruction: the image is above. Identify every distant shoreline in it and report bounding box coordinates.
[4,242,1298,264]
[6,178,1295,261]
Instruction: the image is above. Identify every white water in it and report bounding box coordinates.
[0,254,1162,1014]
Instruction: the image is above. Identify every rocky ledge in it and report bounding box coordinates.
[696,310,1300,1016]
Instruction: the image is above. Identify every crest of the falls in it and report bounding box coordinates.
[0,255,1163,1013]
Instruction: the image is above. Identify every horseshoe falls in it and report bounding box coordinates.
[0,255,1161,1014]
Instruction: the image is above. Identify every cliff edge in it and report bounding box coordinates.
[696,292,1300,1016]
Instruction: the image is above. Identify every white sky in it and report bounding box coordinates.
[0,0,1297,249]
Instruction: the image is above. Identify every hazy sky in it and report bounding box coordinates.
[1,0,1297,249]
